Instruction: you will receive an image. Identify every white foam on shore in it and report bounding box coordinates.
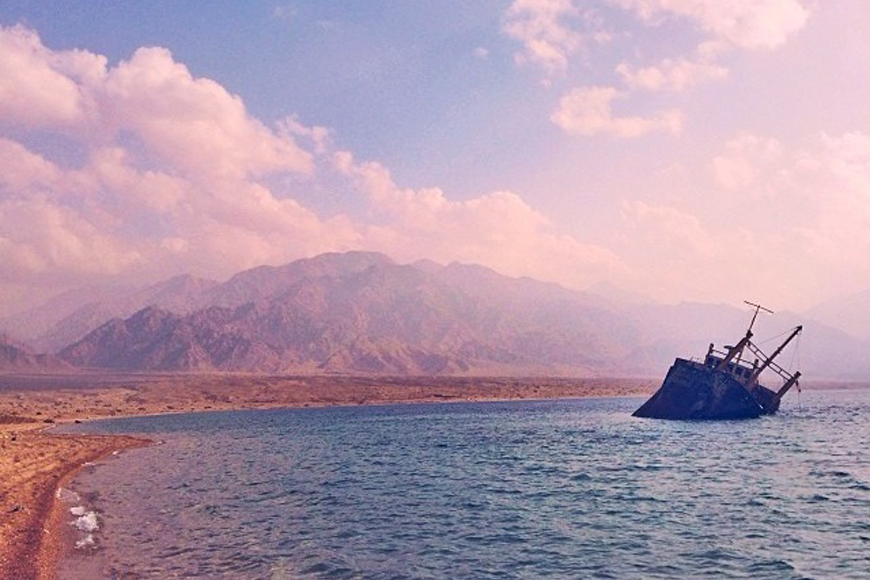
[71,508,99,533]
[59,488,101,550]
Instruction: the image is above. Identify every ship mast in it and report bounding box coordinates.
[714,331,753,372]
[748,325,803,385]
[715,301,773,372]
[744,300,773,333]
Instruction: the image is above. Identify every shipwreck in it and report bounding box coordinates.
[633,302,802,420]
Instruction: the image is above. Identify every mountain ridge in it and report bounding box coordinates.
[59,253,636,375]
[3,251,867,379]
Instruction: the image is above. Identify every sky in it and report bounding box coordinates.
[1,0,869,315]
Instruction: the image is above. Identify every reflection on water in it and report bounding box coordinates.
[61,391,870,579]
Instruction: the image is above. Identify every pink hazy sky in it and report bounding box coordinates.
[0,0,868,314]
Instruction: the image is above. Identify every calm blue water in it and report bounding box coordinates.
[59,392,870,579]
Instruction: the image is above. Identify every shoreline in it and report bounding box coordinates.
[0,374,657,579]
[37,435,150,580]
[0,426,148,580]
[64,390,654,426]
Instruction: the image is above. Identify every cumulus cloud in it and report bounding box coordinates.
[102,47,313,182]
[333,151,626,286]
[618,195,771,303]
[615,0,810,49]
[0,25,343,287]
[511,2,810,139]
[0,24,621,311]
[0,197,141,280]
[504,0,809,81]
[501,0,608,75]
[0,24,104,127]
[551,86,682,137]
[622,200,719,258]
[610,1,809,99]
[0,138,63,192]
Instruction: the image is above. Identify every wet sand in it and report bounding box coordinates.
[0,422,146,580]
[0,373,655,579]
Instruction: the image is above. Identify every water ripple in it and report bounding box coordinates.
[59,390,870,579]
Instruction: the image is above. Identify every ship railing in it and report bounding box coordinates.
[706,342,797,383]
[745,341,796,382]
[705,348,751,368]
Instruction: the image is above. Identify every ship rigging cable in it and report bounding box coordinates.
[787,331,802,394]
[756,326,800,346]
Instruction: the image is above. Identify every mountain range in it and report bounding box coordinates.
[2,251,868,380]
[57,253,638,375]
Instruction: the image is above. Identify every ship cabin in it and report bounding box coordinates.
[698,322,802,399]
[703,344,757,384]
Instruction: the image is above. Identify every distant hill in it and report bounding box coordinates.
[1,253,420,352]
[0,336,69,371]
[60,253,639,375]
[622,302,870,381]
[0,274,218,352]
[804,290,870,340]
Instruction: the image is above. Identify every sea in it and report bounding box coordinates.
[57,390,870,579]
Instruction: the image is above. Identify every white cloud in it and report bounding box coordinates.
[333,151,626,286]
[0,26,343,287]
[0,196,141,280]
[501,0,607,74]
[551,86,682,137]
[504,0,809,81]
[0,24,105,128]
[0,24,623,307]
[0,138,63,192]
[102,47,313,182]
[616,43,729,91]
[615,0,809,49]
[621,200,721,258]
[504,1,810,144]
[278,115,332,155]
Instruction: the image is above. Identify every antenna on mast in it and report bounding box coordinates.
[743,300,773,333]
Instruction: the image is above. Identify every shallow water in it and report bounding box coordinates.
[60,391,870,579]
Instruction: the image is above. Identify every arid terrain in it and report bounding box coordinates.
[0,424,145,580]
[0,372,656,420]
[0,372,655,580]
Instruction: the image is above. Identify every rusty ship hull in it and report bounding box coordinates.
[632,358,782,420]
[633,303,801,421]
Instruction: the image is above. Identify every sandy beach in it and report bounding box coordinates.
[0,373,655,580]
[0,421,146,580]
